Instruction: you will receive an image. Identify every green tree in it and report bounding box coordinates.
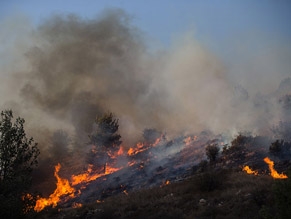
[0,110,40,218]
[87,112,121,172]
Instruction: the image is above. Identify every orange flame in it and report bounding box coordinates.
[71,164,104,186]
[72,202,83,208]
[117,146,124,155]
[104,164,121,174]
[264,157,288,179]
[127,135,164,156]
[34,163,75,212]
[243,166,258,175]
[127,142,145,156]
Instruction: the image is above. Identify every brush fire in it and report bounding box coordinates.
[243,157,288,179]
[32,130,291,213]
[1,10,291,218]
[31,134,207,211]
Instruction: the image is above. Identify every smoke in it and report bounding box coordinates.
[0,9,290,163]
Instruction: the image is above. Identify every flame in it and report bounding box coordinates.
[127,135,164,156]
[183,136,198,146]
[243,166,258,175]
[104,163,121,174]
[34,163,75,212]
[127,142,145,156]
[127,160,136,166]
[72,202,83,208]
[118,146,124,155]
[71,164,104,186]
[160,180,171,188]
[72,163,121,186]
[107,146,125,159]
[264,157,288,179]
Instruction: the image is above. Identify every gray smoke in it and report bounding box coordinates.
[0,9,290,163]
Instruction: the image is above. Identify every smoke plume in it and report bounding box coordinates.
[0,9,290,163]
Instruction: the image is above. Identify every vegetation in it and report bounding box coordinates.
[205,144,220,163]
[269,139,291,158]
[0,110,40,218]
[272,170,291,219]
[87,112,122,171]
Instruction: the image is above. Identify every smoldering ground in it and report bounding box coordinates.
[0,9,291,181]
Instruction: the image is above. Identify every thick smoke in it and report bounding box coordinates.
[0,9,290,164]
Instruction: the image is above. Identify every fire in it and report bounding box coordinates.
[123,190,128,195]
[108,146,125,159]
[183,136,198,146]
[71,164,104,186]
[104,163,121,174]
[127,142,145,156]
[72,202,83,208]
[160,180,171,188]
[127,135,164,156]
[35,162,123,212]
[34,163,75,212]
[264,157,288,179]
[243,166,258,175]
[117,146,124,155]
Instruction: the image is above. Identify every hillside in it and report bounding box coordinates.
[32,134,291,219]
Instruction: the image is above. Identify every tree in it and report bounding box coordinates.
[0,110,40,218]
[87,112,121,172]
[205,144,219,163]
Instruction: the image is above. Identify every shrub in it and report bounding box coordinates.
[205,144,219,163]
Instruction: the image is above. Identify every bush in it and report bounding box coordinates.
[205,144,219,163]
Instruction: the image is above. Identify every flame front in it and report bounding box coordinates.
[264,157,288,179]
[243,166,258,175]
[34,163,75,212]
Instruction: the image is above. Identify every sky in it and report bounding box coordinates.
[1,0,291,49]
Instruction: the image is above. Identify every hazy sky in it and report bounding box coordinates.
[1,0,291,49]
